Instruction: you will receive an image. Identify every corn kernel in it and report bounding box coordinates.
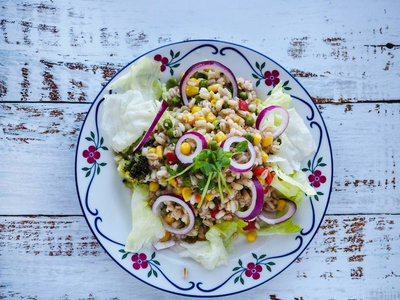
[253,133,262,146]
[195,116,205,122]
[205,193,215,201]
[204,68,213,72]
[207,83,222,93]
[164,213,175,224]
[276,199,286,211]
[149,182,159,191]
[160,231,170,242]
[185,113,195,125]
[246,231,257,242]
[255,98,262,105]
[192,106,202,114]
[185,85,199,97]
[156,145,163,159]
[188,78,200,86]
[215,131,227,143]
[256,176,266,186]
[182,187,192,202]
[180,142,191,155]
[209,91,215,99]
[181,72,185,78]
[175,186,183,196]
[210,99,217,107]
[206,112,217,123]
[261,150,269,163]
[169,178,178,188]
[148,147,156,154]
[262,135,273,147]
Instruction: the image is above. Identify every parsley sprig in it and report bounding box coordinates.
[163,140,248,208]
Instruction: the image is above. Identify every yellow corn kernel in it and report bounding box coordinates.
[185,85,199,97]
[180,142,191,155]
[188,78,200,86]
[175,186,183,196]
[169,178,178,188]
[209,91,215,99]
[253,133,262,146]
[276,199,286,211]
[231,114,241,123]
[195,116,206,122]
[255,98,262,105]
[160,231,170,242]
[181,72,185,78]
[256,176,266,186]
[148,147,156,154]
[261,150,269,163]
[207,83,222,93]
[262,135,273,147]
[182,187,192,202]
[185,113,195,125]
[164,213,175,224]
[206,112,217,123]
[205,193,215,201]
[215,131,227,143]
[192,106,202,114]
[149,182,159,192]
[210,99,217,107]
[156,145,163,159]
[246,231,257,242]
[203,68,213,72]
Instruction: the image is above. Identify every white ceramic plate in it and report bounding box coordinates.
[75,40,333,297]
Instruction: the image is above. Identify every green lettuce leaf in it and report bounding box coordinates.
[177,220,246,270]
[124,184,165,253]
[255,219,301,236]
[262,81,292,109]
[271,164,316,196]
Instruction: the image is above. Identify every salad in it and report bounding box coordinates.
[101,57,316,270]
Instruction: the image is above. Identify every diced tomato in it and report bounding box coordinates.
[195,194,202,203]
[253,167,267,177]
[210,207,220,219]
[166,152,179,165]
[266,171,273,185]
[239,100,248,111]
[243,221,256,231]
[264,186,269,194]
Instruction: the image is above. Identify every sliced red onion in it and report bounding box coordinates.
[255,106,289,139]
[153,240,176,250]
[258,199,297,225]
[133,100,168,153]
[235,177,264,221]
[152,194,195,235]
[179,61,238,105]
[175,132,207,165]
[222,136,256,173]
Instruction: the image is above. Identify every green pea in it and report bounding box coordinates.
[195,95,202,104]
[170,138,178,144]
[209,140,219,151]
[194,72,208,79]
[222,102,229,109]
[172,96,181,107]
[166,77,178,89]
[245,116,255,126]
[199,80,208,89]
[245,133,254,143]
[163,119,173,130]
[167,128,175,138]
[212,119,221,129]
[195,216,202,226]
[239,91,248,100]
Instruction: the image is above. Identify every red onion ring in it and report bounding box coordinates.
[258,199,297,225]
[133,100,168,153]
[179,61,238,106]
[153,240,176,250]
[255,106,289,139]
[152,194,195,235]
[234,177,264,221]
[222,136,256,173]
[175,132,208,165]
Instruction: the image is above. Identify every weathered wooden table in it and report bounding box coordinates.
[1,1,399,299]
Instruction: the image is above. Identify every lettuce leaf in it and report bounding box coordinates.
[271,164,316,196]
[255,219,301,236]
[124,184,165,253]
[177,220,246,270]
[262,81,292,109]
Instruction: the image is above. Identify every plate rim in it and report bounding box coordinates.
[74,39,334,297]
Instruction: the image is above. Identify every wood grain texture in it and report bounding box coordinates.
[1,215,399,299]
[0,0,399,104]
[1,102,399,215]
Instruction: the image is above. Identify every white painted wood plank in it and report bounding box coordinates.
[1,102,399,215]
[1,215,399,299]
[0,0,399,103]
